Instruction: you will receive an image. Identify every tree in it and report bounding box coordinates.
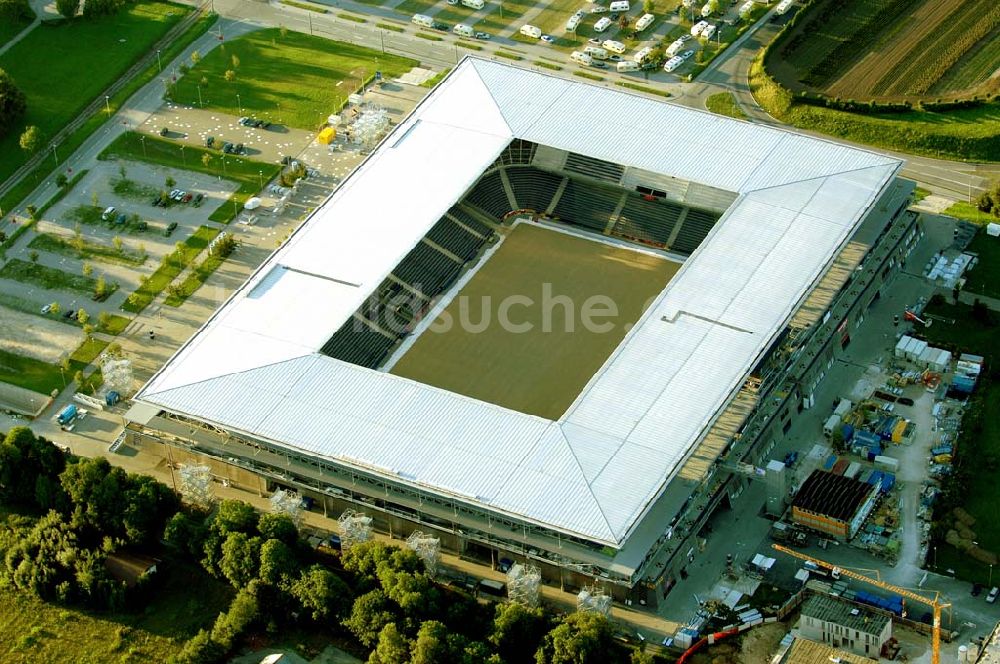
[81,262,93,277]
[292,565,352,622]
[190,50,201,65]
[94,274,106,298]
[642,0,653,12]
[214,499,259,534]
[0,69,26,139]
[26,204,38,221]
[56,172,68,187]
[82,323,95,339]
[19,124,41,154]
[368,623,410,664]
[0,0,32,21]
[210,584,260,649]
[972,298,993,325]
[411,620,452,664]
[165,175,176,189]
[535,612,615,664]
[112,235,123,253]
[231,54,240,69]
[258,538,299,587]
[707,0,720,14]
[219,531,262,587]
[172,628,225,664]
[224,69,236,82]
[0,427,67,510]
[630,649,655,664]
[164,511,208,558]
[28,249,38,262]
[55,0,78,17]
[49,301,60,315]
[76,308,89,325]
[90,191,99,207]
[83,0,123,18]
[343,589,397,647]
[258,512,298,543]
[73,370,84,385]
[201,153,212,169]
[491,602,551,664]
[97,310,111,330]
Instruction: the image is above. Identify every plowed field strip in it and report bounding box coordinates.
[930,22,1000,94]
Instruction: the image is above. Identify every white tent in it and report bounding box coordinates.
[244,197,262,210]
[987,223,1000,237]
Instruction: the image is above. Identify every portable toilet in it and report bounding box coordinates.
[106,390,121,407]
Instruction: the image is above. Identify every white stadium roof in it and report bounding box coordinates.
[137,58,901,548]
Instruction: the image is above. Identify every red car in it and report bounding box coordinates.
[181,193,193,203]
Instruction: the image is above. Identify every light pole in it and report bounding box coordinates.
[139,135,147,159]
[180,145,186,167]
[156,49,162,72]
[104,95,111,117]
[237,93,242,116]
[990,564,994,587]
[50,143,58,165]
[258,169,263,188]
[197,84,203,108]
[222,156,227,176]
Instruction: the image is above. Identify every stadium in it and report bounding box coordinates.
[125,58,920,604]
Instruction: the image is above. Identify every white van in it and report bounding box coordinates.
[602,39,625,54]
[690,19,708,36]
[584,45,608,59]
[411,13,434,27]
[616,60,639,72]
[453,23,474,36]
[566,14,581,31]
[666,38,684,56]
[571,51,593,66]
[702,23,716,39]
[520,24,542,38]
[633,46,653,63]
[593,16,612,32]
[609,0,630,11]
[635,13,654,31]
[461,0,484,9]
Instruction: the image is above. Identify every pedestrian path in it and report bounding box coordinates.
[0,18,38,57]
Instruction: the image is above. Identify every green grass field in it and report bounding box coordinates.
[961,233,1000,300]
[391,224,679,419]
[122,225,219,313]
[0,2,189,186]
[705,92,747,120]
[167,29,417,130]
[0,259,100,295]
[922,300,1000,584]
[0,337,107,395]
[0,560,231,664]
[0,16,31,48]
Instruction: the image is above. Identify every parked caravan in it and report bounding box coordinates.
[566,14,581,31]
[702,23,716,39]
[584,45,609,59]
[461,0,484,9]
[690,20,708,36]
[666,38,685,56]
[617,60,640,72]
[635,12,654,30]
[775,0,793,14]
[633,46,653,63]
[663,56,683,72]
[453,23,474,36]
[739,0,754,17]
[593,16,612,32]
[411,13,434,27]
[602,39,626,54]
[701,1,713,16]
[609,0,630,11]
[571,50,593,66]
[519,24,542,38]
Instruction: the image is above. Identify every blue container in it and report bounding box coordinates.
[881,473,896,493]
[867,470,883,487]
[841,424,855,442]
[823,455,837,471]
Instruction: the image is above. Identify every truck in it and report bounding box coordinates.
[56,404,78,426]
[770,521,808,547]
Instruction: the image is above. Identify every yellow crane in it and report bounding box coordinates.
[771,544,951,664]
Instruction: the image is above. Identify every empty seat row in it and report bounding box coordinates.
[551,179,621,232]
[320,320,396,368]
[671,208,720,255]
[613,196,685,247]
[504,166,564,213]
[391,242,462,297]
[425,217,487,261]
[448,207,494,238]
[463,171,510,220]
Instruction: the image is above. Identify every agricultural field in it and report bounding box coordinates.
[391,223,679,419]
[770,0,1000,101]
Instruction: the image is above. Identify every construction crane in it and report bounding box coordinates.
[771,544,952,664]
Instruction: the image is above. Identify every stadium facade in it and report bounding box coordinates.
[125,58,920,603]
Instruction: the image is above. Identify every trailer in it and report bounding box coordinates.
[57,404,78,425]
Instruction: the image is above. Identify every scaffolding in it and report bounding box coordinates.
[576,585,612,617]
[177,464,214,509]
[349,103,390,150]
[406,531,441,577]
[269,488,303,527]
[507,563,541,607]
[101,356,133,395]
[338,509,373,550]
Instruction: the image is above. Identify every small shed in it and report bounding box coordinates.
[317,126,337,144]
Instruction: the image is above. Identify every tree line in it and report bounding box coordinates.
[0,427,656,663]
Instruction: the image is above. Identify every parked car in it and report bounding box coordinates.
[181,193,193,203]
[205,136,215,147]
[222,142,234,154]
[592,61,607,68]
[540,34,555,43]
[164,221,178,237]
[680,50,694,60]
[114,213,127,225]
[973,583,984,597]
[235,143,245,155]
[474,31,490,39]
[588,37,602,44]
[159,127,169,137]
[172,190,186,202]
[41,304,52,314]
[590,5,607,12]
[136,220,148,231]
[193,193,204,206]
[101,206,116,221]
[151,195,161,207]
[989,587,999,603]
[608,54,622,62]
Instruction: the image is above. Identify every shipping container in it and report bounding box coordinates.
[823,454,837,471]
[845,462,862,479]
[874,455,899,472]
[831,459,850,475]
